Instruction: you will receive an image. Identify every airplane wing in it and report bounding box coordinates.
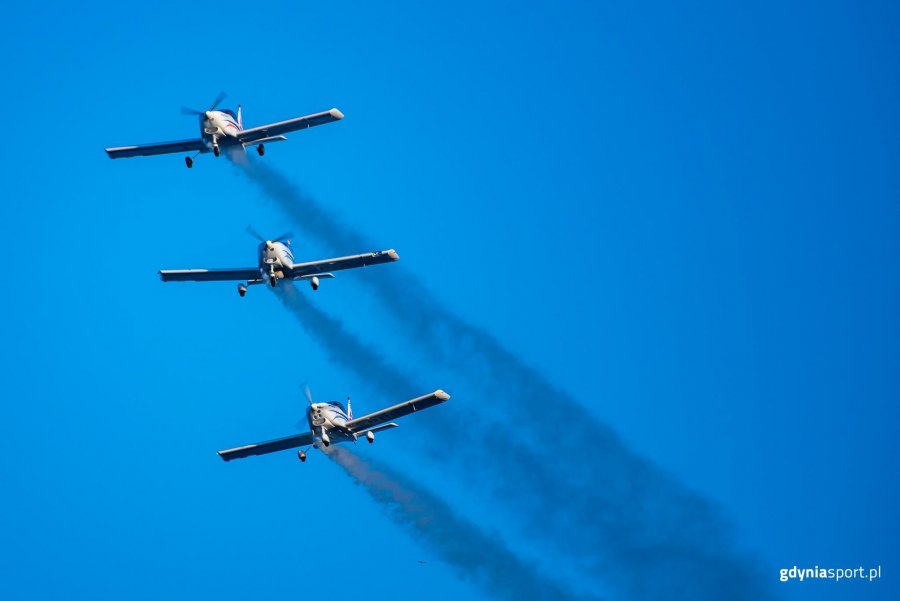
[345,390,450,434]
[159,268,261,282]
[286,249,399,280]
[236,108,344,145]
[218,432,315,462]
[105,138,207,159]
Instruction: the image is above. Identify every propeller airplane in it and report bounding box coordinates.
[159,226,398,296]
[105,92,343,168]
[218,387,450,462]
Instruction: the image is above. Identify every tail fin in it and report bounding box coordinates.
[237,104,243,129]
[347,396,353,419]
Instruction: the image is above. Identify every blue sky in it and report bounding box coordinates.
[1,1,898,600]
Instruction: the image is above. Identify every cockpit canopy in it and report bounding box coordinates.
[219,109,237,119]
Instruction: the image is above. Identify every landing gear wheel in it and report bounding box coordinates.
[298,450,307,462]
[185,156,193,168]
[257,144,265,156]
[213,145,220,157]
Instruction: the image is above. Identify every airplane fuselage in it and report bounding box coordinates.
[201,109,243,153]
[307,402,355,448]
[258,240,294,286]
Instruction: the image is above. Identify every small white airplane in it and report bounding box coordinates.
[105,92,343,168]
[159,227,398,296]
[218,388,450,462]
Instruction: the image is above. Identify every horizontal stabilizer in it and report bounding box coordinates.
[357,423,399,435]
[242,135,288,147]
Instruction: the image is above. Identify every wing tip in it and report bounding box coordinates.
[330,108,344,120]
[386,249,400,261]
[434,389,450,401]
[217,443,256,461]
[158,269,180,282]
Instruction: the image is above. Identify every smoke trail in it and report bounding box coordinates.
[252,163,776,600]
[326,445,600,601]
[273,282,419,397]
[273,283,771,600]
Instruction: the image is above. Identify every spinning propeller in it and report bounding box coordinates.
[181,91,228,117]
[246,225,293,245]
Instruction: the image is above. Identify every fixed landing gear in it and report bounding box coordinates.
[237,283,247,297]
[257,143,265,156]
[213,145,220,157]
[185,156,193,168]
[298,450,307,462]
[366,431,375,444]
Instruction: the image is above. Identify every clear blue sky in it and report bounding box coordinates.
[1,1,898,600]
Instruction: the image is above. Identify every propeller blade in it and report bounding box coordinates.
[245,225,266,243]
[272,231,294,243]
[303,383,314,406]
[208,91,227,111]
[181,106,204,116]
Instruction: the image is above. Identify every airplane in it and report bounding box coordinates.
[159,227,398,296]
[218,388,451,462]
[105,92,343,168]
